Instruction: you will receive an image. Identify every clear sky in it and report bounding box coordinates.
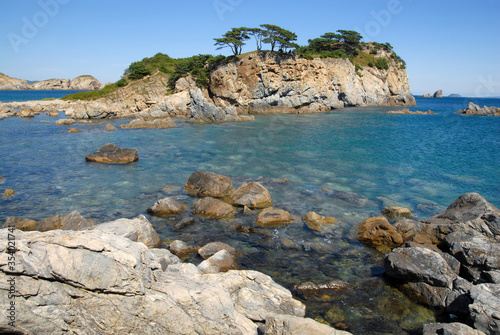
[1,0,499,97]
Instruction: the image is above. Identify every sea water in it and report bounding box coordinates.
[0,90,84,102]
[0,95,499,334]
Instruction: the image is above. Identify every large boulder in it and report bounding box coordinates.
[91,215,160,248]
[469,284,500,335]
[230,182,273,209]
[85,143,139,164]
[185,171,235,198]
[433,193,500,238]
[256,208,292,227]
[357,216,403,248]
[0,228,314,334]
[146,197,188,216]
[193,197,236,219]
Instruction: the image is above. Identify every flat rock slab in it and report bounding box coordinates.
[85,143,139,164]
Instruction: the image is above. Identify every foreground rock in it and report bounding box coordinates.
[146,197,187,216]
[0,228,344,334]
[193,197,236,219]
[230,182,273,209]
[119,117,177,129]
[185,170,235,198]
[422,323,486,335]
[458,102,500,116]
[85,143,139,164]
[380,193,500,334]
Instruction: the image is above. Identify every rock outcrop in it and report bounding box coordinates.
[0,74,103,90]
[0,224,345,334]
[209,51,415,114]
[433,90,443,98]
[458,102,500,116]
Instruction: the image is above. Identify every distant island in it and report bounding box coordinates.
[0,73,104,91]
[448,93,462,97]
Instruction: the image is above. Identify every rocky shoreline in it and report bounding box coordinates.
[2,168,499,334]
[0,73,105,91]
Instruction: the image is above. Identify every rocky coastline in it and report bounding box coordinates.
[2,168,499,334]
[0,51,415,124]
[458,102,500,116]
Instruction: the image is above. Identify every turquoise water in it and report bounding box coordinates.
[0,90,84,102]
[1,95,499,334]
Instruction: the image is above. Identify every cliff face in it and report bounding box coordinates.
[209,52,415,114]
[0,73,29,90]
[0,74,103,90]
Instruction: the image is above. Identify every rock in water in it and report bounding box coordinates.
[198,242,237,259]
[146,197,188,216]
[256,208,292,227]
[185,170,234,198]
[381,206,413,220]
[433,90,443,98]
[303,211,335,232]
[55,118,76,125]
[105,123,116,131]
[230,182,273,209]
[193,197,236,219]
[119,118,176,129]
[357,216,403,247]
[85,143,139,164]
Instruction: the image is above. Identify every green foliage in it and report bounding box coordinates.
[375,58,389,70]
[62,83,120,101]
[127,62,152,80]
[116,78,128,87]
[124,53,176,80]
[368,61,374,67]
[167,54,228,89]
[244,27,269,50]
[260,24,299,52]
[370,49,378,55]
[214,27,250,55]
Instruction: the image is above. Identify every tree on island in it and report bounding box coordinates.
[213,28,250,56]
[306,30,363,55]
[260,24,299,52]
[244,27,269,51]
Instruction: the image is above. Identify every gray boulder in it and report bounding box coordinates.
[264,314,352,335]
[469,284,500,335]
[434,192,500,238]
[230,182,274,209]
[185,170,235,198]
[146,197,188,216]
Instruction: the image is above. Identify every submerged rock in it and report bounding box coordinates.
[185,170,235,198]
[230,181,273,209]
[387,108,435,115]
[193,197,236,219]
[256,207,292,227]
[85,143,139,164]
[198,241,237,259]
[381,206,413,220]
[3,189,15,197]
[55,118,76,125]
[119,117,176,129]
[105,123,116,131]
[303,211,336,232]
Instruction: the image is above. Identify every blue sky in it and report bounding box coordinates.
[1,0,499,97]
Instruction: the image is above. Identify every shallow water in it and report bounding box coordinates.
[0,96,499,334]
